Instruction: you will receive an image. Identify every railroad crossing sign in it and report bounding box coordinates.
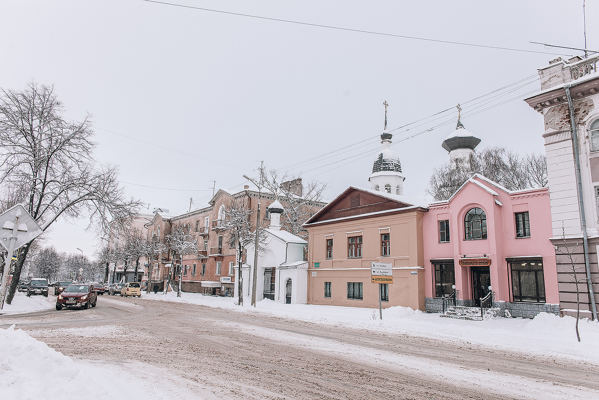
[0,204,42,251]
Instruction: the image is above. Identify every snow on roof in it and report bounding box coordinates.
[351,186,429,208]
[264,228,306,244]
[469,178,499,196]
[304,205,423,226]
[279,260,307,268]
[268,200,284,210]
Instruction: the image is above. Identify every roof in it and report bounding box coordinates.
[264,228,307,244]
[354,186,429,208]
[442,124,481,152]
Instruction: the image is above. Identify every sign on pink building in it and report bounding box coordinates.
[422,175,559,318]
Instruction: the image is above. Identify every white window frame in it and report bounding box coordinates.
[228,261,234,275]
[216,261,222,275]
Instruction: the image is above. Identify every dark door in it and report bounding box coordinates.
[471,267,491,306]
[285,279,292,304]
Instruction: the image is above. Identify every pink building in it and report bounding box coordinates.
[423,174,559,318]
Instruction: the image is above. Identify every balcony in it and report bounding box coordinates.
[209,247,223,256]
[198,249,208,259]
[198,227,210,236]
[211,220,227,231]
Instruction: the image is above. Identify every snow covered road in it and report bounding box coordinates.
[2,295,598,399]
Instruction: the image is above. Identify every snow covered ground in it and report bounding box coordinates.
[142,291,599,364]
[0,291,55,315]
[0,326,215,400]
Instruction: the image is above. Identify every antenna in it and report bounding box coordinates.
[529,41,598,55]
[583,0,588,58]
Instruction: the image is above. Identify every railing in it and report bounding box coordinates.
[442,290,456,314]
[209,247,223,256]
[479,291,494,319]
[197,250,208,258]
[211,220,226,230]
[198,227,209,235]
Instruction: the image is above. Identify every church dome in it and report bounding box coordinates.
[372,139,402,173]
[441,114,481,153]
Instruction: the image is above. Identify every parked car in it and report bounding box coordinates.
[92,282,106,295]
[108,283,125,295]
[56,284,97,310]
[18,280,30,292]
[54,281,73,296]
[121,282,141,297]
[27,278,49,297]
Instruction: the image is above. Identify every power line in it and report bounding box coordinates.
[143,0,572,57]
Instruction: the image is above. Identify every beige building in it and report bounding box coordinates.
[305,187,427,310]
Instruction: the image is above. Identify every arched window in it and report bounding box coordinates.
[374,185,380,191]
[464,207,487,240]
[218,205,226,222]
[590,119,599,152]
[395,186,400,194]
[384,184,391,193]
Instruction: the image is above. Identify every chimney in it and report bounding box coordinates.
[267,200,284,230]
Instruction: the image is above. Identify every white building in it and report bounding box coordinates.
[441,109,481,167]
[525,55,599,319]
[235,201,308,304]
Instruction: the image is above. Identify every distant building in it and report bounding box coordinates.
[238,201,309,304]
[525,55,599,319]
[441,107,481,168]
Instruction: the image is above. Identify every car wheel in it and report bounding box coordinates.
[43,292,48,297]
[56,304,62,311]
[83,301,89,309]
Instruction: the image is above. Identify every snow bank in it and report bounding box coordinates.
[143,292,599,364]
[0,326,211,400]
[0,292,55,315]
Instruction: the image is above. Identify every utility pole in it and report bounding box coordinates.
[243,161,264,307]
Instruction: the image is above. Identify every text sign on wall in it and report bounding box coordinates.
[458,258,492,267]
[371,262,393,284]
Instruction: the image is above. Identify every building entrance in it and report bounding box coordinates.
[471,267,491,306]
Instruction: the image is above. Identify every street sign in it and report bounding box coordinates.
[220,276,232,283]
[0,204,42,251]
[371,262,393,284]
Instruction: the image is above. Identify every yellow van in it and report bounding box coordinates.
[121,282,141,297]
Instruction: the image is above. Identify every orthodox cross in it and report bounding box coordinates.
[383,100,389,130]
[456,104,464,128]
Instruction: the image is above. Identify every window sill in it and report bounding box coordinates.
[512,300,546,304]
[515,236,531,239]
[347,298,363,300]
[439,241,450,244]
[348,257,362,259]
[464,238,487,241]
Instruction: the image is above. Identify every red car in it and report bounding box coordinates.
[56,284,97,310]
[92,282,106,295]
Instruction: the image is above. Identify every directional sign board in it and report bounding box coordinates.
[371,262,393,284]
[0,204,42,251]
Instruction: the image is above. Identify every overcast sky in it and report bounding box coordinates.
[1,0,597,258]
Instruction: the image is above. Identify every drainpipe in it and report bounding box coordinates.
[565,85,598,321]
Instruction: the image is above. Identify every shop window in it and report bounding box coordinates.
[434,262,455,298]
[380,233,390,256]
[515,211,530,238]
[511,260,545,303]
[326,238,333,259]
[347,236,362,258]
[347,282,363,300]
[439,220,450,243]
[464,207,487,240]
[380,283,389,302]
[324,282,331,298]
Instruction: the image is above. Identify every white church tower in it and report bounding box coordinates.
[441,104,481,167]
[368,101,405,195]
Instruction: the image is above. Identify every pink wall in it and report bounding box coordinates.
[423,176,559,305]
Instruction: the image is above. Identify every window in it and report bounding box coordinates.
[216,261,222,275]
[263,268,275,300]
[218,236,223,252]
[511,260,545,303]
[515,212,530,238]
[350,195,360,208]
[384,184,391,193]
[347,236,362,258]
[228,262,234,275]
[395,186,400,194]
[203,240,208,250]
[439,220,450,243]
[192,264,196,276]
[326,238,333,259]
[380,283,389,302]
[204,216,209,230]
[201,263,206,276]
[195,221,199,232]
[347,282,363,300]
[374,185,380,191]
[380,233,390,256]
[590,119,599,151]
[183,265,188,276]
[324,282,331,298]
[434,262,455,297]
[218,205,226,222]
[464,207,487,240]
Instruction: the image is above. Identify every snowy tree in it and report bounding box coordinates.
[224,198,267,306]
[0,83,140,303]
[261,170,325,239]
[142,235,167,294]
[31,247,61,282]
[120,227,147,283]
[428,147,547,201]
[165,225,199,297]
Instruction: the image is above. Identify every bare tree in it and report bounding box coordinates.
[0,83,140,303]
[224,198,267,306]
[166,225,199,297]
[142,235,167,294]
[556,226,583,342]
[428,147,547,201]
[262,170,326,239]
[31,247,61,282]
